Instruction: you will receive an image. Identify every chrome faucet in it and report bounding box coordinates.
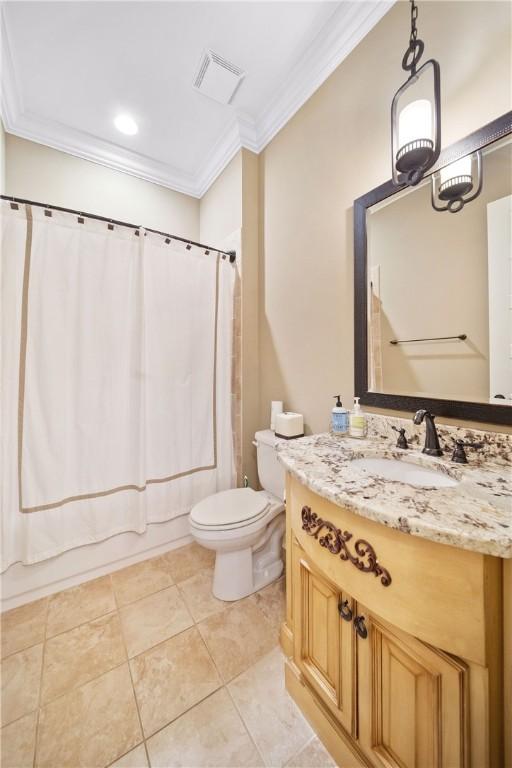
[413,409,443,456]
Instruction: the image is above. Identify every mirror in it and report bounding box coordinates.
[367,137,511,404]
[354,112,512,425]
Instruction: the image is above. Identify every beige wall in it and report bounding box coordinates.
[200,149,261,486]
[4,134,199,238]
[199,152,242,245]
[199,152,244,484]
[368,141,512,403]
[258,0,512,435]
[240,150,260,487]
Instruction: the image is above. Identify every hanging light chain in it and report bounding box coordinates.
[409,0,418,46]
[402,0,424,75]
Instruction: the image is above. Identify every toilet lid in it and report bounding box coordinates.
[190,488,270,528]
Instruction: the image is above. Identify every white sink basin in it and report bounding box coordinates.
[350,457,458,488]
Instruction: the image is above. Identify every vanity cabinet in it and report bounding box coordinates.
[292,537,467,767]
[282,475,506,768]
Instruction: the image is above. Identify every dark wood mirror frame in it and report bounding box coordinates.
[354,110,512,426]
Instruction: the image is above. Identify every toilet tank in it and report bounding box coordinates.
[254,429,285,501]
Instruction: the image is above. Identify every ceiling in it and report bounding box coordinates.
[1,1,393,197]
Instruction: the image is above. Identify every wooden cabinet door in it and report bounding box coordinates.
[292,538,355,735]
[357,606,468,768]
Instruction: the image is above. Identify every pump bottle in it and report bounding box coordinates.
[331,395,348,435]
[349,397,368,438]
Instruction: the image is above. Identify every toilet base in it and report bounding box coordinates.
[212,514,285,601]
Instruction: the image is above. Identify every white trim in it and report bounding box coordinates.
[1,1,394,198]
[195,118,244,198]
[251,0,395,152]
[2,112,200,196]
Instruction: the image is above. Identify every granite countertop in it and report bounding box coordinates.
[277,431,512,558]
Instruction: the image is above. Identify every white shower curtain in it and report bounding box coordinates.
[1,200,235,569]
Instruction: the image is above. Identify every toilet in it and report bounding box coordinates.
[190,429,285,601]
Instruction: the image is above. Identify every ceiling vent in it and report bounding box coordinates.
[193,50,245,105]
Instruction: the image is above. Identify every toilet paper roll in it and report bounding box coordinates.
[270,401,284,430]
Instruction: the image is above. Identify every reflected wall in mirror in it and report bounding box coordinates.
[367,136,511,406]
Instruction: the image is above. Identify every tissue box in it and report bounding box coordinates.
[275,412,304,439]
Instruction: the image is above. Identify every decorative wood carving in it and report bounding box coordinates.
[301,506,392,587]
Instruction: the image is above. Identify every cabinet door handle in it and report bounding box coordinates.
[338,599,353,622]
[354,615,368,639]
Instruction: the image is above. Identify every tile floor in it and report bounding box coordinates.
[1,542,337,768]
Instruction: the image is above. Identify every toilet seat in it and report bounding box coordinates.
[190,488,270,531]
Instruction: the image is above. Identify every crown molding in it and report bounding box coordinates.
[4,110,199,196]
[250,0,395,152]
[0,5,199,196]
[194,118,244,198]
[1,1,394,199]
[194,0,395,195]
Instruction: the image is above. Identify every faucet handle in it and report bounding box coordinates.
[451,438,484,464]
[391,425,409,449]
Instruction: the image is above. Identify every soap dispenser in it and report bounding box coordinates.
[331,395,348,435]
[349,397,368,439]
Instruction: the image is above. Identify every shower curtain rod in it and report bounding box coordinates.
[1,195,237,263]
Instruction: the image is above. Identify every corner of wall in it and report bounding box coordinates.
[240,149,260,488]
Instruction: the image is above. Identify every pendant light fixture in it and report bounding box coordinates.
[431,151,483,212]
[391,0,441,187]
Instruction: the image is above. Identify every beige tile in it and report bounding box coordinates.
[109,744,149,768]
[177,567,227,622]
[146,688,262,768]
[41,612,126,703]
[111,556,174,607]
[130,626,221,737]
[163,542,215,583]
[0,711,38,768]
[36,664,142,768]
[1,597,48,659]
[250,577,286,638]
[1,644,43,727]
[197,598,277,682]
[229,647,313,767]
[285,737,338,768]
[119,585,193,658]
[46,576,116,637]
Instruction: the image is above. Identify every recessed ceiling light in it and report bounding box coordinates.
[114,114,138,136]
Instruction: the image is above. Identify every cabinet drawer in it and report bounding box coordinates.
[288,476,498,665]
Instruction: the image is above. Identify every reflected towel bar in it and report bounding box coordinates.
[390,334,467,345]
